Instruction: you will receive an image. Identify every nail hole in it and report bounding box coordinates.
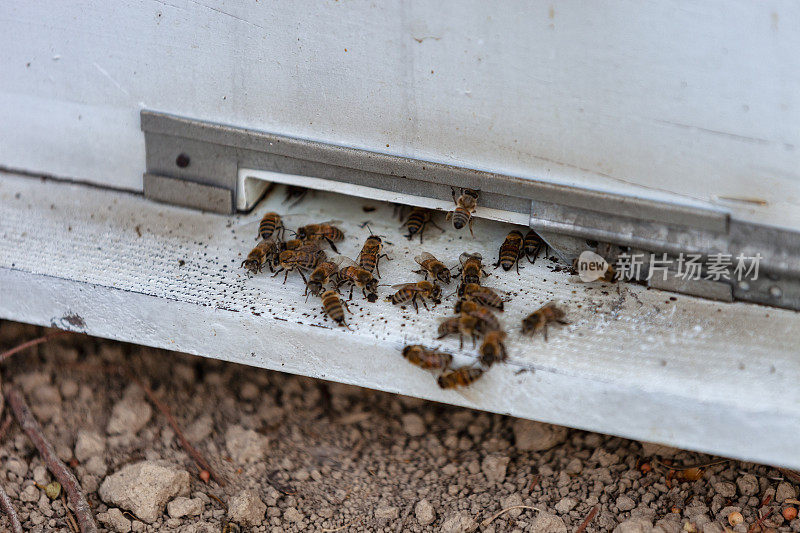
[175,153,190,168]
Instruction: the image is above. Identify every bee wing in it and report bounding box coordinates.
[414,252,435,265]
[459,252,481,264]
[314,220,343,226]
[330,255,358,268]
[391,282,424,291]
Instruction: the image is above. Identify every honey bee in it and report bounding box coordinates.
[437,366,484,389]
[437,315,481,349]
[221,521,241,533]
[387,281,442,312]
[321,289,351,330]
[457,252,488,287]
[494,230,524,272]
[332,256,379,301]
[358,235,389,277]
[257,212,284,241]
[522,302,568,341]
[458,300,501,333]
[523,230,547,264]
[457,283,505,311]
[273,246,326,284]
[401,345,453,370]
[478,330,508,368]
[241,238,280,275]
[306,260,339,299]
[296,222,345,253]
[413,252,452,284]
[401,207,441,243]
[281,238,305,251]
[446,188,479,236]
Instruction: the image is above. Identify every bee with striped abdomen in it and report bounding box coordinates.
[522,302,568,341]
[257,212,285,241]
[401,345,453,370]
[458,300,501,333]
[446,188,479,236]
[321,289,351,329]
[478,330,508,368]
[357,235,389,277]
[241,238,280,275]
[437,315,481,349]
[437,366,484,389]
[387,281,442,312]
[401,207,441,243]
[523,230,547,264]
[296,221,345,253]
[332,256,379,302]
[457,283,505,311]
[273,245,326,284]
[494,230,524,273]
[413,252,452,284]
[457,252,488,287]
[306,260,339,299]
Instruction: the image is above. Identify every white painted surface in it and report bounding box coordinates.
[1,2,799,228]
[2,171,799,467]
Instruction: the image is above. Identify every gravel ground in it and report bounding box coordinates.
[0,320,797,533]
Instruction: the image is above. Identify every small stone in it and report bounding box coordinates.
[131,521,145,532]
[512,420,567,451]
[565,458,583,474]
[225,425,269,464]
[75,430,106,462]
[555,497,578,514]
[98,508,132,533]
[6,457,28,478]
[284,507,303,523]
[640,442,680,458]
[777,481,798,503]
[167,496,203,518]
[591,448,619,467]
[185,414,214,443]
[106,399,152,435]
[402,413,426,437]
[736,474,758,496]
[481,455,509,483]
[228,490,266,526]
[20,485,39,502]
[415,499,436,525]
[617,495,637,512]
[99,461,190,523]
[375,504,399,519]
[60,379,79,399]
[240,382,260,401]
[501,493,523,518]
[614,518,654,533]
[531,512,567,533]
[713,482,736,499]
[702,523,724,533]
[441,510,478,533]
[33,466,48,485]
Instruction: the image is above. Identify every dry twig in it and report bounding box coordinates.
[777,467,800,485]
[0,478,23,533]
[481,505,541,527]
[576,505,600,533]
[6,386,97,533]
[0,331,71,363]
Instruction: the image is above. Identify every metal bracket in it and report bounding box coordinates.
[141,110,800,311]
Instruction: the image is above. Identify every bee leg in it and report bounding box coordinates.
[348,285,354,301]
[429,219,446,233]
[421,299,429,311]
[324,237,340,253]
[458,334,464,350]
[271,268,284,278]
[283,269,290,284]
[468,218,475,238]
[543,324,549,342]
[451,187,458,204]
[411,295,419,314]
[342,299,352,313]
[515,257,521,274]
[298,270,308,284]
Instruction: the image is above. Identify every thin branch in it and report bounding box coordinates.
[124,369,226,486]
[576,505,600,533]
[5,386,97,533]
[481,506,541,527]
[0,331,71,363]
[0,483,23,533]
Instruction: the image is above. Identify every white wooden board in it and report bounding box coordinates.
[1,1,799,228]
[1,171,799,468]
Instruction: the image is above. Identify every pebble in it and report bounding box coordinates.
[33,466,48,485]
[167,497,203,518]
[565,457,583,474]
[481,455,509,483]
[777,481,798,503]
[85,456,107,477]
[184,414,214,443]
[75,430,106,462]
[106,399,152,435]
[513,420,567,451]
[640,442,680,458]
[501,493,524,518]
[713,481,736,499]
[98,461,190,523]
[20,485,39,502]
[6,457,28,478]
[97,508,132,533]
[614,517,654,532]
[555,497,577,514]
[440,510,478,533]
[228,490,267,526]
[415,499,436,525]
[736,474,759,496]
[401,413,426,437]
[375,504,399,519]
[225,425,269,463]
[617,495,637,511]
[283,506,303,523]
[530,512,567,533]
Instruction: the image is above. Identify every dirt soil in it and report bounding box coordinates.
[0,320,797,533]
